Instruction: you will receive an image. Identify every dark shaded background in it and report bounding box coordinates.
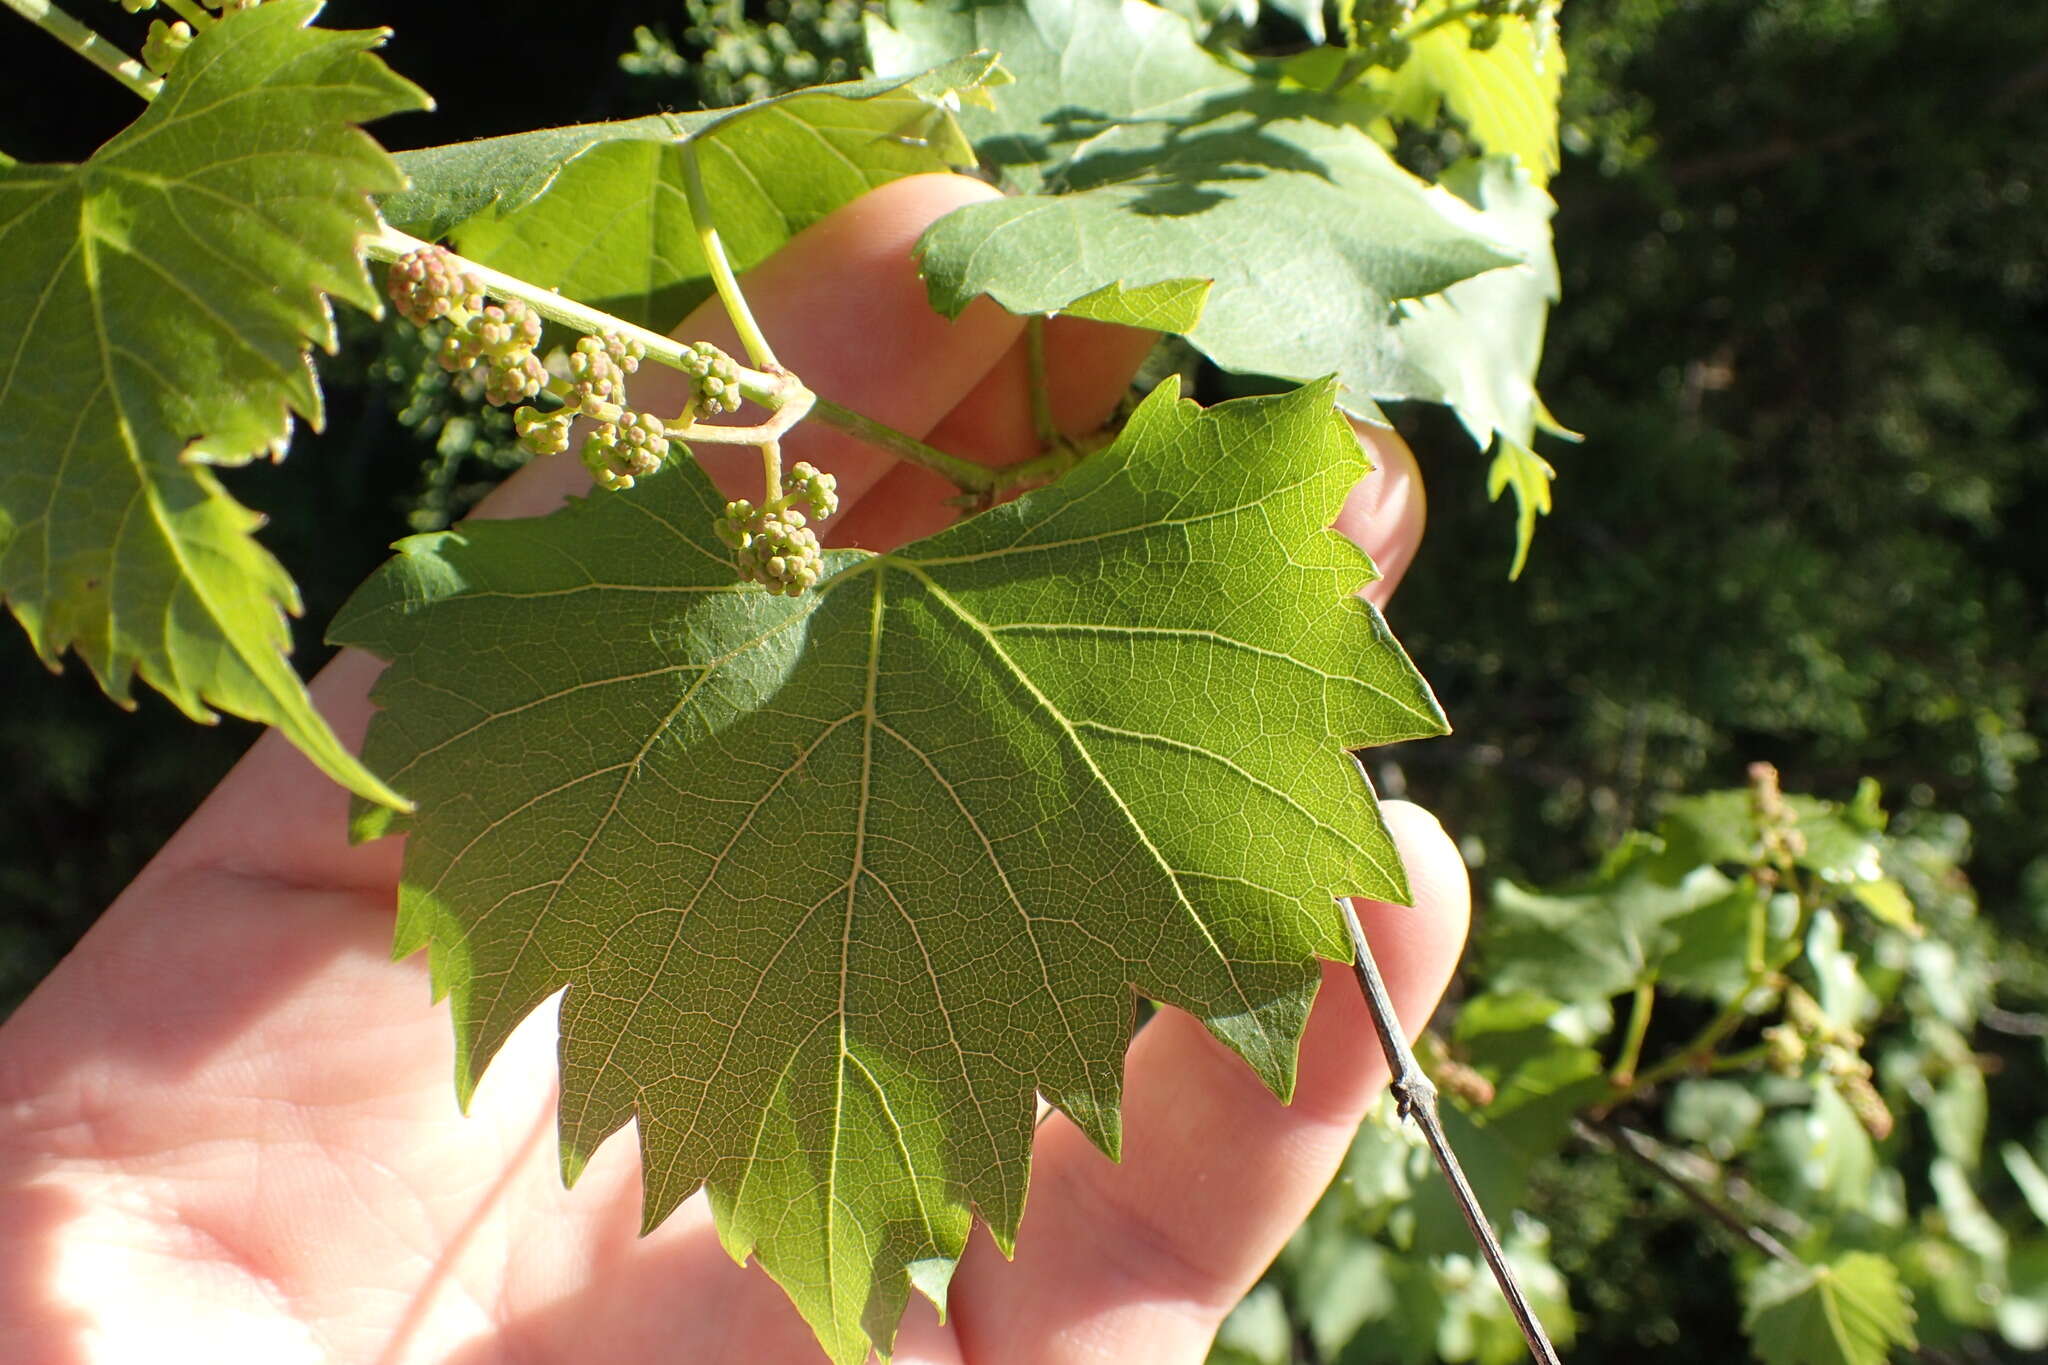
[1,1,2044,1357]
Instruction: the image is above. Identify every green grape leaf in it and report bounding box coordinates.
[1761,1078,1878,1215]
[1286,0,1564,184]
[1655,879,1763,1001]
[1392,159,1572,575]
[332,378,1445,1364]
[1485,437,1557,578]
[1485,835,1740,1004]
[1807,908,1879,1032]
[0,0,426,808]
[382,56,1003,331]
[869,0,1520,412]
[1744,1254,1918,1365]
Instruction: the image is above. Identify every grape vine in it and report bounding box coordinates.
[0,1,1582,1361]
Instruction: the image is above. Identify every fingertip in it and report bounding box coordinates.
[1336,419,1426,606]
[1354,799,1470,1021]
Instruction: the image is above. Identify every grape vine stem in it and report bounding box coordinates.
[1576,1118,1802,1267]
[1340,756,1564,1365]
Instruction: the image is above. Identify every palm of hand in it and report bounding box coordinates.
[0,176,1465,1365]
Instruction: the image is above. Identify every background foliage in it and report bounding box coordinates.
[1,1,2043,1361]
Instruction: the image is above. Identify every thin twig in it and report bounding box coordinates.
[3,0,161,100]
[1577,1119,1803,1266]
[1339,897,1565,1365]
[1982,1006,2048,1038]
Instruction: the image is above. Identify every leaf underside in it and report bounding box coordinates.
[0,0,426,807]
[384,55,1004,333]
[333,379,1446,1363]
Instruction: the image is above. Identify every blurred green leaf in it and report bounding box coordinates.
[1761,1080,1878,1215]
[1669,1079,1765,1161]
[2003,1142,2048,1230]
[1807,909,1879,1033]
[1487,835,1738,1003]
[1434,1220,1576,1365]
[1999,1242,2048,1351]
[1931,1157,2009,1271]
[1658,880,1765,1001]
[1208,1282,1293,1365]
[1851,878,1919,933]
[1925,1065,1988,1171]
[1743,1253,1918,1365]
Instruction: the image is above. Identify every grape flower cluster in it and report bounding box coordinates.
[387,245,843,598]
[385,245,751,493]
[713,460,840,597]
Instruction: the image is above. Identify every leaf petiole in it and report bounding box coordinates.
[1609,979,1656,1087]
[1025,315,1062,452]
[681,143,780,371]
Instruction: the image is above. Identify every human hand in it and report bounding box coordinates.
[0,174,1468,1364]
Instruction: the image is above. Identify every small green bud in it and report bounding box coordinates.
[1782,984,1828,1039]
[1834,1066,1895,1141]
[719,502,824,594]
[141,19,193,77]
[566,335,627,405]
[601,332,645,374]
[436,326,483,375]
[614,410,670,477]
[1763,1024,1806,1076]
[679,342,744,416]
[787,460,839,520]
[514,405,572,457]
[387,246,483,327]
[1469,16,1503,50]
[582,422,628,488]
[485,351,548,407]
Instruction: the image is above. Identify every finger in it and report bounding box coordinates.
[1339,419,1426,608]
[827,314,1157,548]
[950,801,1470,1365]
[148,173,1024,893]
